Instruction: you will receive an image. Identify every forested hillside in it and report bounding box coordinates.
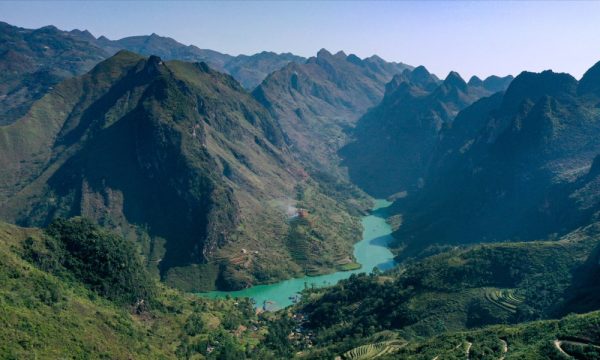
[0,51,364,291]
[340,66,512,196]
[391,63,600,258]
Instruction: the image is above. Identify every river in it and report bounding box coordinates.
[199,199,395,310]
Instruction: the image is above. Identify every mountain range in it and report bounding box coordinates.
[3,18,600,360]
[392,62,600,258]
[0,50,363,291]
[254,49,412,173]
[340,66,513,197]
[0,21,305,125]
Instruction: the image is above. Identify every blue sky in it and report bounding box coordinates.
[2,1,600,79]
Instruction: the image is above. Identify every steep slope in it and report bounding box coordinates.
[225,51,306,90]
[0,51,361,291]
[96,32,232,69]
[340,67,513,197]
[253,49,412,173]
[265,221,600,360]
[0,21,305,126]
[0,220,270,359]
[0,21,110,124]
[393,64,600,257]
[99,33,306,89]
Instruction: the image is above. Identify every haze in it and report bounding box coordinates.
[2,1,600,79]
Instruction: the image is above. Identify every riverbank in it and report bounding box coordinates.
[198,199,396,310]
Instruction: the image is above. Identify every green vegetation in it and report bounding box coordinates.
[5,20,600,360]
[392,65,600,258]
[0,21,110,124]
[106,31,305,89]
[283,181,364,276]
[391,311,600,360]
[264,222,600,358]
[24,217,156,305]
[340,66,512,197]
[342,340,406,359]
[339,262,362,271]
[0,50,366,292]
[0,21,305,126]
[484,289,524,314]
[254,48,410,177]
[0,220,287,359]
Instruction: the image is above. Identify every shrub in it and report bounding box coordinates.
[27,217,156,305]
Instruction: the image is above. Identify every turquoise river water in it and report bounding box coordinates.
[199,199,395,310]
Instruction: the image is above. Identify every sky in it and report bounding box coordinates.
[2,1,600,80]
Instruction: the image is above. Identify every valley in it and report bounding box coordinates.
[2,5,600,358]
[202,199,396,310]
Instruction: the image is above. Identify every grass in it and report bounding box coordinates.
[0,50,368,293]
[0,221,267,359]
[342,340,406,359]
[338,262,362,271]
[392,310,600,360]
[484,288,525,314]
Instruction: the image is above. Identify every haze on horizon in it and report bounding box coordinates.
[2,0,600,80]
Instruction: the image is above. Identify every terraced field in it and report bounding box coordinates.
[341,340,407,359]
[287,219,311,264]
[484,289,525,314]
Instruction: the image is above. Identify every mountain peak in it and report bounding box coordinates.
[69,29,95,41]
[481,75,514,93]
[412,65,431,78]
[334,50,347,58]
[36,25,60,33]
[502,70,577,111]
[468,76,484,87]
[401,65,439,91]
[384,73,411,95]
[317,48,333,58]
[144,55,164,75]
[346,53,363,66]
[578,60,600,95]
[366,54,385,63]
[410,66,433,83]
[443,71,468,91]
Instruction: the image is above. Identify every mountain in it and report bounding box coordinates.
[253,49,412,173]
[97,32,306,89]
[392,64,600,257]
[340,66,513,197]
[267,220,600,358]
[0,219,273,359]
[0,21,305,125]
[0,51,362,291]
[0,21,110,124]
[224,51,306,90]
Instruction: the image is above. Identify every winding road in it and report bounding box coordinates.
[554,339,600,358]
[499,339,508,360]
[465,341,472,359]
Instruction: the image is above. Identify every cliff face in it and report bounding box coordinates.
[253,49,412,173]
[392,65,600,257]
[0,51,311,291]
[340,66,512,197]
[0,22,110,124]
[0,21,305,126]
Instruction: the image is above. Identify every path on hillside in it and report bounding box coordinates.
[432,342,463,360]
[554,340,572,358]
[499,339,508,360]
[554,339,600,358]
